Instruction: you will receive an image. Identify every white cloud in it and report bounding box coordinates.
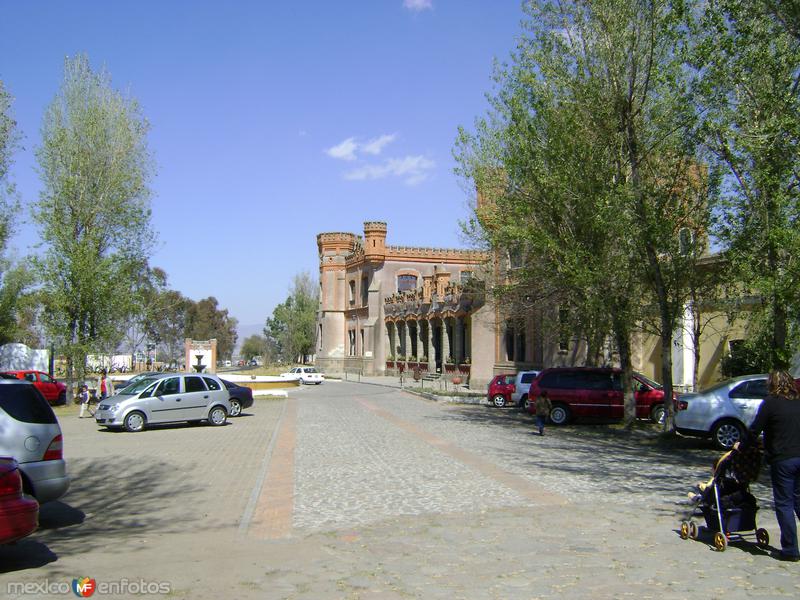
[403,0,433,12]
[325,133,396,160]
[325,137,358,161]
[361,134,397,155]
[344,155,435,185]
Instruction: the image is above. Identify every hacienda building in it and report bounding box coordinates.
[316,222,500,388]
[316,220,760,393]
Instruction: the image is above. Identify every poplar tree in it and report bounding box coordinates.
[457,0,704,428]
[34,55,155,391]
[692,0,800,370]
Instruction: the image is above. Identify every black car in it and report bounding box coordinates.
[220,379,254,417]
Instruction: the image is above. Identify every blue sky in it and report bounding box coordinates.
[1,0,523,332]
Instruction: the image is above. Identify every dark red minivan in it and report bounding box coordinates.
[526,367,667,425]
[487,374,516,408]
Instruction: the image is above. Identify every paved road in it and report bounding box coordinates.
[1,381,798,599]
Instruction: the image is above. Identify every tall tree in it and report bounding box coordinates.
[0,81,27,344]
[264,272,318,364]
[457,0,704,428]
[184,297,238,360]
[34,55,155,392]
[149,289,191,366]
[692,0,800,370]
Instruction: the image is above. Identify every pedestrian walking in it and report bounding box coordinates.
[738,370,800,562]
[77,384,90,418]
[97,370,114,401]
[534,391,552,436]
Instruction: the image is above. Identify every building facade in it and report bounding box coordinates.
[316,222,497,387]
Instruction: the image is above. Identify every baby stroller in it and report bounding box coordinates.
[679,444,770,552]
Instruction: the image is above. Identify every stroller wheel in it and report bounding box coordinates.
[689,522,698,540]
[714,532,727,552]
[680,522,690,539]
[756,528,769,548]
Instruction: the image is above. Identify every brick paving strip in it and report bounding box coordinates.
[242,397,296,539]
[357,398,568,507]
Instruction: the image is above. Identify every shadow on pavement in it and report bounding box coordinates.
[423,403,757,512]
[0,455,210,571]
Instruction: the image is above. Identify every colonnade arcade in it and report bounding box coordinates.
[385,315,471,373]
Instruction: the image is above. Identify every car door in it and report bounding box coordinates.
[144,376,183,423]
[36,372,60,403]
[583,371,617,419]
[728,378,768,426]
[182,376,212,420]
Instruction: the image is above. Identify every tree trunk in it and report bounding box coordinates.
[613,317,636,428]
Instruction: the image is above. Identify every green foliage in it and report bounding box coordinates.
[184,296,238,360]
[33,55,155,387]
[148,289,191,364]
[690,1,800,370]
[240,334,267,361]
[264,272,318,364]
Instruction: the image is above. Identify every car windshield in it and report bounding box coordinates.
[634,373,662,390]
[118,376,161,394]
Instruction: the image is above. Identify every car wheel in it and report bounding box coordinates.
[549,404,570,426]
[124,411,146,433]
[711,419,745,450]
[522,395,531,411]
[208,406,227,426]
[650,404,665,424]
[229,399,242,417]
[491,394,507,408]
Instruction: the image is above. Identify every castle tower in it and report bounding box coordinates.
[363,221,387,263]
[316,232,358,371]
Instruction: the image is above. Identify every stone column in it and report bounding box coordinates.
[418,322,426,363]
[442,318,451,365]
[387,323,395,359]
[405,321,413,361]
[427,319,435,371]
[453,317,463,364]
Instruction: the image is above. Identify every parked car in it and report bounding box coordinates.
[527,367,668,425]
[487,374,516,408]
[281,367,324,385]
[0,378,70,503]
[220,379,254,417]
[674,374,800,450]
[1,370,67,406]
[94,373,231,432]
[511,370,540,409]
[0,457,39,545]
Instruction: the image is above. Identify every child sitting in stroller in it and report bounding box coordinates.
[681,441,769,551]
[688,443,762,505]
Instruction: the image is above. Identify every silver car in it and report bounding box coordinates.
[674,374,772,450]
[94,373,231,432]
[511,370,540,408]
[0,378,70,503]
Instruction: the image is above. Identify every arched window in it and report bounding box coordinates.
[397,274,417,292]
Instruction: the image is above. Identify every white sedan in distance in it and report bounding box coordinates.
[281,367,324,385]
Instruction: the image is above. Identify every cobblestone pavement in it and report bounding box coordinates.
[1,380,798,599]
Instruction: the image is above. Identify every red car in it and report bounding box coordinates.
[487,374,516,408]
[0,457,39,545]
[527,367,668,425]
[2,371,67,406]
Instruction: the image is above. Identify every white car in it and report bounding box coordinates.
[281,367,324,385]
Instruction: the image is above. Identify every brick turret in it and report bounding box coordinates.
[363,221,387,263]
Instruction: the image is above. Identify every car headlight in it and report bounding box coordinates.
[100,404,119,412]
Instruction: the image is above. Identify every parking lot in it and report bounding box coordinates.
[1,380,798,599]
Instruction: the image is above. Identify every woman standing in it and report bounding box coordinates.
[743,370,800,562]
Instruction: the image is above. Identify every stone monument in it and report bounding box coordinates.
[185,339,217,374]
